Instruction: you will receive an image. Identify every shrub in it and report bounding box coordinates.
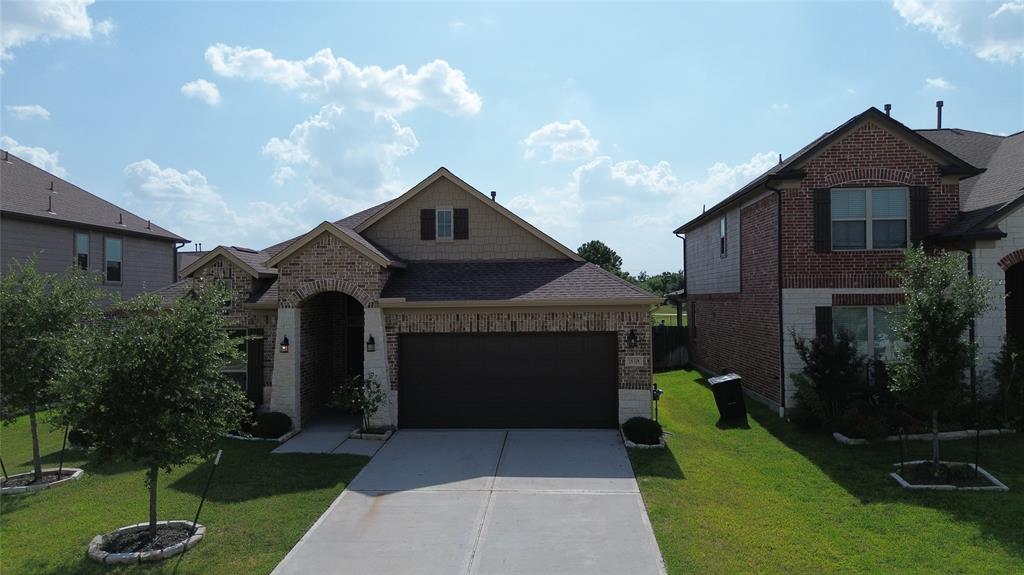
[791,329,867,425]
[68,427,93,449]
[622,417,663,445]
[834,401,891,442]
[992,337,1024,430]
[252,411,292,439]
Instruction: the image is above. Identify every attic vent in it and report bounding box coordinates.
[232,246,259,254]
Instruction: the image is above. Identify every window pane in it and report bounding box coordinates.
[872,189,907,218]
[720,217,726,238]
[873,307,904,362]
[105,238,122,282]
[833,307,869,357]
[436,210,453,239]
[872,220,907,248]
[831,189,866,219]
[76,233,89,270]
[832,221,866,249]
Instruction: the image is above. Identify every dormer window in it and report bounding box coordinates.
[420,208,469,241]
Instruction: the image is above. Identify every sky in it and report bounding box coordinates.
[1,1,1022,275]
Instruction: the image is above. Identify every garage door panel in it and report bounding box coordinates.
[398,332,618,428]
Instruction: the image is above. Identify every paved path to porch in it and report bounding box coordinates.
[271,429,666,575]
[272,418,384,457]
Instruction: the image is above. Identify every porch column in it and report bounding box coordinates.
[363,307,394,428]
[269,307,302,429]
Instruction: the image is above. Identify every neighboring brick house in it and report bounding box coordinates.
[675,106,1021,413]
[0,149,187,298]
[162,168,660,429]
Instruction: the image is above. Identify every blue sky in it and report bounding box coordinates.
[2,1,1022,274]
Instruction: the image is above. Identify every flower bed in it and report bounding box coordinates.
[1,468,83,495]
[87,521,204,564]
[890,461,1009,491]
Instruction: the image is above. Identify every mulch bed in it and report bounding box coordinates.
[100,524,197,554]
[898,462,994,488]
[2,471,68,488]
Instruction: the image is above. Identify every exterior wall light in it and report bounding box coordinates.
[279,336,290,354]
[366,335,376,353]
[627,329,638,348]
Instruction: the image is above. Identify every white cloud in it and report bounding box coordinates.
[893,0,1024,63]
[523,120,600,162]
[262,104,419,212]
[6,104,50,120]
[0,135,66,177]
[450,20,466,30]
[925,76,957,89]
[771,103,791,111]
[180,79,221,105]
[123,159,308,247]
[204,43,482,116]
[0,0,113,61]
[509,151,777,274]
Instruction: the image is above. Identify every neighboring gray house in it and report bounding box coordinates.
[0,149,187,298]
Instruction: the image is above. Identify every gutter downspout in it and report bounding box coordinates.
[765,183,786,415]
[174,241,188,282]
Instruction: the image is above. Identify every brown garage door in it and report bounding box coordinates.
[398,332,618,428]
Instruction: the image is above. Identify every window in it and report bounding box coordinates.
[75,232,89,270]
[104,237,122,282]
[833,306,904,363]
[719,216,727,257]
[831,188,908,250]
[436,208,453,240]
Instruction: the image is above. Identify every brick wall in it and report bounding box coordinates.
[690,194,781,404]
[276,231,389,308]
[781,120,960,289]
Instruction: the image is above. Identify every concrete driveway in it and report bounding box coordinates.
[272,429,666,575]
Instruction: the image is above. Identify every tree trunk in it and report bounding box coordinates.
[931,409,941,473]
[148,465,159,539]
[28,407,42,482]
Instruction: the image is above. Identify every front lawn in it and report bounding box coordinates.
[631,369,1024,575]
[0,415,367,574]
[651,304,686,326]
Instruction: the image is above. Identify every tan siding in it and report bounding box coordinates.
[362,178,567,261]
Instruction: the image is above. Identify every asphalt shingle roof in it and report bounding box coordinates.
[381,260,657,302]
[0,151,187,242]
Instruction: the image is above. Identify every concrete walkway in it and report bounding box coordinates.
[272,429,666,575]
[272,418,384,457]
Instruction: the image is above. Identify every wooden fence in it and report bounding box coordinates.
[652,325,688,371]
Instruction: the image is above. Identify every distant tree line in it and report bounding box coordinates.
[576,240,684,297]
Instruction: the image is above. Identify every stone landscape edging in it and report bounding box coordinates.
[834,428,1016,445]
[87,520,205,565]
[1,468,84,495]
[225,429,299,443]
[621,430,668,449]
[889,460,1009,492]
[348,429,394,441]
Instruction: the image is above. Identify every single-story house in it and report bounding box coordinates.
[161,168,661,430]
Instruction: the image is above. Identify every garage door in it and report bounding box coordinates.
[398,332,618,428]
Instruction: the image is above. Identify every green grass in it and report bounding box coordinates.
[651,304,687,326]
[632,369,1024,575]
[0,415,368,574]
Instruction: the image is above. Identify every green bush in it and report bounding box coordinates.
[622,417,663,445]
[992,337,1024,430]
[252,411,292,439]
[791,329,867,426]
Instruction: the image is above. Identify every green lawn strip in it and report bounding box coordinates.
[650,304,687,326]
[631,369,1023,575]
[1,415,368,575]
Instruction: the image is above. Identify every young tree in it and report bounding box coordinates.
[889,246,990,472]
[0,260,102,482]
[57,286,250,537]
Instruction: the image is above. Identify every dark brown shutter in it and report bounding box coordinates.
[246,329,265,406]
[454,208,469,240]
[815,306,833,340]
[910,186,929,246]
[813,188,831,253]
[420,209,436,240]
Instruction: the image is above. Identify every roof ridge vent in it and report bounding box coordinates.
[231,246,259,254]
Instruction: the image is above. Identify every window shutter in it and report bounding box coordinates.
[246,329,265,405]
[813,188,831,253]
[910,186,929,245]
[454,208,469,240]
[420,209,436,240]
[815,306,833,340]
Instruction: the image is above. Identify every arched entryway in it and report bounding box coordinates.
[299,291,365,425]
[1007,262,1024,343]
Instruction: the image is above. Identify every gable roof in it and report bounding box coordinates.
[179,245,278,279]
[263,221,406,269]
[355,167,583,262]
[673,107,983,234]
[0,150,187,242]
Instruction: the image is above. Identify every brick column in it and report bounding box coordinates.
[269,307,302,429]
[364,307,394,428]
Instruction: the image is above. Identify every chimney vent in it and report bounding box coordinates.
[778,153,783,164]
[490,190,497,202]
[936,100,944,129]
[48,180,54,191]
[2,150,8,161]
[118,213,124,226]
[884,104,892,116]
[147,219,152,230]
[47,196,54,214]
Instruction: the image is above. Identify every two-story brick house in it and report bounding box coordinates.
[675,106,1021,413]
[1,149,187,298]
[161,167,660,430]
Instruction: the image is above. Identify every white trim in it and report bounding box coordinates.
[263,221,402,269]
[435,206,453,242]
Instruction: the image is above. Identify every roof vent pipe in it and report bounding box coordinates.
[936,100,944,129]
[147,219,152,230]
[118,213,124,226]
[47,196,54,213]
[1,150,7,162]
[778,153,783,164]
[48,180,54,191]
[490,190,497,201]
[884,104,892,117]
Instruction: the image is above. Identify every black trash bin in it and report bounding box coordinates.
[707,373,747,422]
